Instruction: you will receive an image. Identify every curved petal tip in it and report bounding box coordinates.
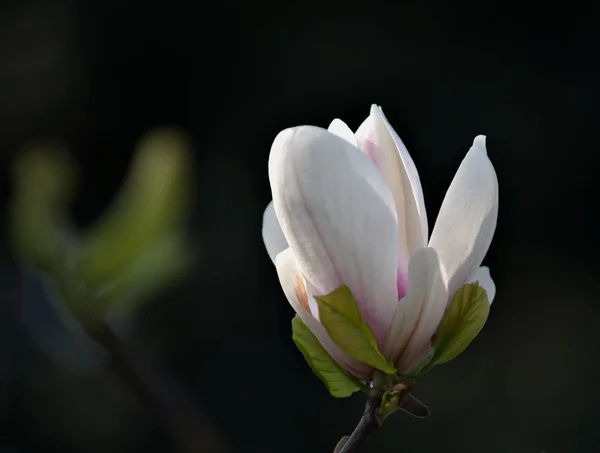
[370,104,383,117]
[473,135,487,153]
[327,119,358,147]
[273,128,296,149]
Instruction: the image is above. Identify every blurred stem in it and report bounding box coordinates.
[89,322,229,453]
[339,394,383,453]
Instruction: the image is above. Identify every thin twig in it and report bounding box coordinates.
[89,323,230,453]
[339,394,383,453]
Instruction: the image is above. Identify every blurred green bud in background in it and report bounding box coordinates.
[9,127,195,332]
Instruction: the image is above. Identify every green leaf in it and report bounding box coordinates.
[314,285,396,374]
[378,388,403,421]
[429,282,490,366]
[291,316,362,398]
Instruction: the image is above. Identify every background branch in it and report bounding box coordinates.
[90,323,230,453]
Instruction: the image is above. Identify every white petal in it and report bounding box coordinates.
[384,248,447,373]
[355,105,428,279]
[275,248,372,379]
[328,119,358,148]
[469,266,496,304]
[269,126,399,346]
[377,107,428,245]
[429,135,498,301]
[262,200,288,264]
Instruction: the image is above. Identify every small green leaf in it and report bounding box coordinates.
[291,316,362,398]
[429,282,490,366]
[378,388,403,421]
[314,285,396,374]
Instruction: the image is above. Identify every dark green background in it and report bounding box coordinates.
[1,0,599,452]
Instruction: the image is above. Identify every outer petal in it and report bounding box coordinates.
[269,126,399,346]
[429,135,498,301]
[356,105,428,259]
[275,248,372,379]
[469,266,496,304]
[384,248,448,373]
[262,200,288,264]
[328,119,358,148]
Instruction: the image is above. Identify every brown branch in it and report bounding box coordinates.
[338,395,383,453]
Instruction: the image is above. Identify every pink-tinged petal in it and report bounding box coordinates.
[397,267,408,303]
[262,200,288,265]
[275,248,372,380]
[328,119,358,148]
[356,105,428,258]
[429,136,498,302]
[469,266,496,304]
[384,247,447,374]
[269,126,399,347]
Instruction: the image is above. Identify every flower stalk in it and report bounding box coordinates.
[335,372,420,453]
[337,394,383,453]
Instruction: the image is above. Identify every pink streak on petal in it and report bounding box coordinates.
[364,128,379,166]
[397,267,408,300]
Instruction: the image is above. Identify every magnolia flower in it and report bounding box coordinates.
[262,105,498,380]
